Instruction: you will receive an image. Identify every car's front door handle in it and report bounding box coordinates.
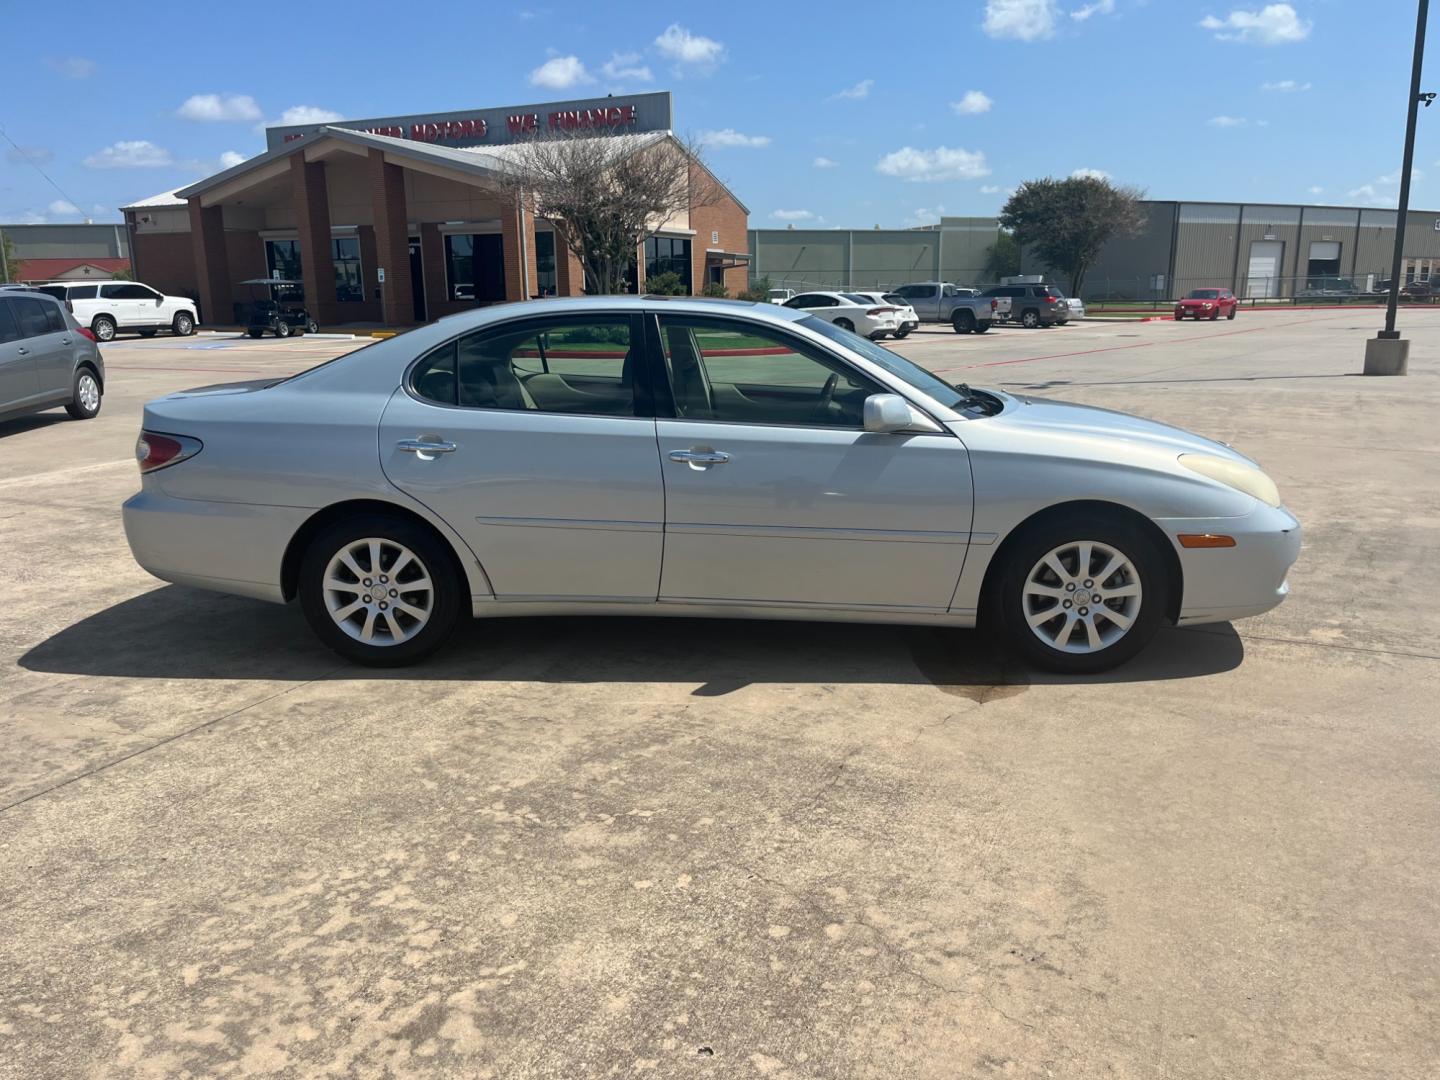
[668,448,731,467]
[16,347,28,356]
[397,437,457,459]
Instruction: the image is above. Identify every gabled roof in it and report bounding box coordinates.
[17,257,131,280]
[121,188,187,211]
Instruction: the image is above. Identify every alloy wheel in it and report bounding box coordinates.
[1021,539,1143,654]
[76,373,100,413]
[322,537,434,646]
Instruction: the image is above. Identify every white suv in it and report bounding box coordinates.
[36,281,198,342]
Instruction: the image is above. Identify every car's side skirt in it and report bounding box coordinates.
[470,596,978,627]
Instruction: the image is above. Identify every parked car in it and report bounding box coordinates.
[981,283,1069,328]
[240,279,319,338]
[888,282,996,333]
[783,291,899,339]
[1174,288,1238,321]
[0,286,105,422]
[766,288,796,305]
[123,296,1300,674]
[1400,280,1434,299]
[34,280,197,342]
[1296,277,1360,299]
[848,291,919,338]
[1056,292,1086,320]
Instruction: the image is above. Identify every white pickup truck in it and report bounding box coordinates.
[888,282,997,334]
[35,281,198,342]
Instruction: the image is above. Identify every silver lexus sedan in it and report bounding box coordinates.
[122,297,1300,672]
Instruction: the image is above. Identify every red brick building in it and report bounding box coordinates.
[121,92,750,327]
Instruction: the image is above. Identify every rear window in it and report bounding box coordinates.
[881,294,906,305]
[841,293,873,305]
[1039,287,1064,298]
[36,285,67,300]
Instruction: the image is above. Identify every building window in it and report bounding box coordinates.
[333,237,363,302]
[266,239,301,281]
[536,231,557,296]
[645,236,692,293]
[445,233,505,303]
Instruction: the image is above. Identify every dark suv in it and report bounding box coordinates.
[0,286,106,422]
[982,283,1070,328]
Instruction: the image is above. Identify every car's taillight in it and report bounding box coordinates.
[866,306,897,316]
[1044,296,1058,304]
[989,299,997,310]
[77,327,97,342]
[136,431,203,473]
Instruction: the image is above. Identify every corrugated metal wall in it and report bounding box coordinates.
[1354,209,1398,274]
[1173,203,1242,288]
[0,223,129,259]
[1074,201,1178,298]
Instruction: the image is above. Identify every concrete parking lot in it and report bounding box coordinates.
[1,312,1436,1079]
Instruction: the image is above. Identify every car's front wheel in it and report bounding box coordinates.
[173,312,195,336]
[1226,307,1237,320]
[274,321,291,338]
[298,516,461,666]
[91,315,116,342]
[993,513,1169,673]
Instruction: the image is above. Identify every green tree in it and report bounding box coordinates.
[644,270,687,295]
[1000,176,1145,295]
[701,281,729,298]
[982,231,1021,281]
[110,265,135,281]
[1,231,21,284]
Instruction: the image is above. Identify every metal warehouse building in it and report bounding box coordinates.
[749,201,1440,300]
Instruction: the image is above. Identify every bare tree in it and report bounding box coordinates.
[499,129,720,295]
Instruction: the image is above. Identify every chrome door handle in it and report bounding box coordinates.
[60,338,72,345]
[397,438,457,457]
[668,449,730,466]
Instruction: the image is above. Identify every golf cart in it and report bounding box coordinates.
[240,278,319,338]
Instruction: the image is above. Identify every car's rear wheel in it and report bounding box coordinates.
[173,312,195,336]
[834,318,854,332]
[1021,309,1041,329]
[974,320,991,334]
[91,315,116,342]
[953,310,975,334]
[298,516,461,666]
[65,366,102,420]
[993,513,1169,674]
[307,319,319,334]
[893,327,911,338]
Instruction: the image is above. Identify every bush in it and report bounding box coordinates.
[645,271,687,296]
[738,276,774,302]
[701,282,729,298]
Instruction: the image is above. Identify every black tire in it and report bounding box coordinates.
[173,312,195,336]
[1226,308,1237,320]
[247,329,263,339]
[138,329,157,338]
[64,365,102,420]
[991,511,1170,674]
[974,320,991,334]
[893,327,911,339]
[1020,309,1041,329]
[953,310,976,334]
[1209,309,1219,320]
[274,321,291,338]
[298,514,462,666]
[834,318,854,332]
[307,319,319,334]
[91,315,116,342]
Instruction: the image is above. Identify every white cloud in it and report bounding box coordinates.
[699,128,771,148]
[1208,115,1248,126]
[1308,185,1324,195]
[600,52,653,82]
[276,105,345,126]
[47,56,95,79]
[980,184,1016,197]
[829,79,873,101]
[176,93,263,122]
[82,140,175,169]
[812,156,839,169]
[4,145,53,165]
[951,90,993,115]
[48,199,80,216]
[1071,167,1110,179]
[529,55,593,89]
[905,205,946,227]
[1261,78,1311,91]
[654,24,725,70]
[15,211,48,225]
[984,0,1060,41]
[771,209,816,221]
[876,146,990,182]
[218,150,247,169]
[1200,4,1311,44]
[1377,167,1423,185]
[1071,0,1115,19]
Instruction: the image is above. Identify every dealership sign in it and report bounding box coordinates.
[266,92,670,151]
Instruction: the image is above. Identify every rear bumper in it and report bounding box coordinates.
[1158,503,1302,625]
[122,487,308,604]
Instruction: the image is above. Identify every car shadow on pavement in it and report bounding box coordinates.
[0,413,70,439]
[18,584,1244,693]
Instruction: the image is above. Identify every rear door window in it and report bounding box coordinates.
[0,300,21,343]
[69,285,98,300]
[10,297,54,339]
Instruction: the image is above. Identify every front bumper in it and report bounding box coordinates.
[122,487,309,604]
[1157,502,1302,625]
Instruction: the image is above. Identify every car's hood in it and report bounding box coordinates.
[998,393,1255,464]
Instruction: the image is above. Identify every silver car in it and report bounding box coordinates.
[123,297,1300,672]
[0,287,105,422]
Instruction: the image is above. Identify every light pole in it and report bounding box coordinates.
[1367,0,1433,375]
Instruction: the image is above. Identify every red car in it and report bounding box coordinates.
[1174,288,1237,321]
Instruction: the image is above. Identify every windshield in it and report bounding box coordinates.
[800,315,971,410]
[1187,289,1221,299]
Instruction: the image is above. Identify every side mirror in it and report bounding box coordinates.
[863,393,916,433]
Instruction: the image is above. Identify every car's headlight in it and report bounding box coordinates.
[1179,454,1281,507]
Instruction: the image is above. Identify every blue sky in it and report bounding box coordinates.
[1,1,1434,228]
